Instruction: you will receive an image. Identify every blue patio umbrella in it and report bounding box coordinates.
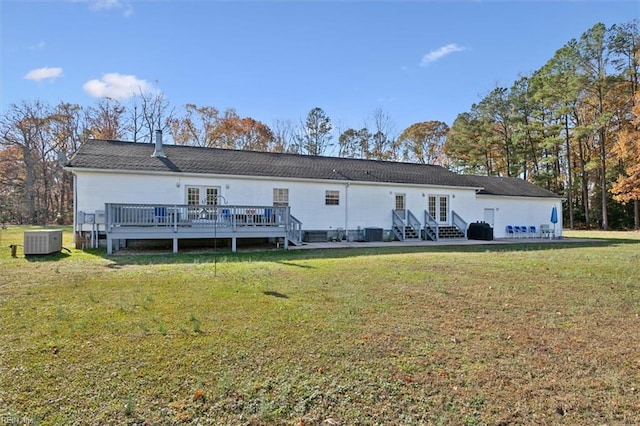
[550,205,558,237]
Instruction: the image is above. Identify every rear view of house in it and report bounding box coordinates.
[64,131,562,253]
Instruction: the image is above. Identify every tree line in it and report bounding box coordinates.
[445,21,639,230]
[1,20,638,229]
[0,94,449,225]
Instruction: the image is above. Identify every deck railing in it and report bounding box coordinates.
[105,203,290,231]
[406,209,421,239]
[391,209,406,241]
[287,214,303,245]
[451,210,468,238]
[423,210,438,241]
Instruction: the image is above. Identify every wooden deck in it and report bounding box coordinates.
[104,203,302,254]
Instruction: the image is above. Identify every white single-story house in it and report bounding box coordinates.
[64,131,563,253]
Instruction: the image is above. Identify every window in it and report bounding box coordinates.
[428,194,449,223]
[395,194,406,219]
[186,186,219,220]
[206,187,218,205]
[325,190,340,206]
[273,188,289,206]
[428,195,436,219]
[438,196,448,222]
[187,187,200,206]
[186,186,219,205]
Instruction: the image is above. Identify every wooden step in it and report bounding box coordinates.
[438,226,465,239]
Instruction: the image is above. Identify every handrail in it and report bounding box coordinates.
[391,209,405,241]
[423,210,438,241]
[451,210,468,238]
[406,210,421,239]
[105,203,289,230]
[287,213,303,244]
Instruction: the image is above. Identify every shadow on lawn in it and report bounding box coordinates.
[263,291,289,299]
[95,237,640,268]
[23,251,72,262]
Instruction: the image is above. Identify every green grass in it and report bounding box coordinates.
[1,226,639,425]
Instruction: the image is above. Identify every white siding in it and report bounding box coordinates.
[475,195,562,238]
[74,170,481,231]
[75,172,184,213]
[74,170,562,237]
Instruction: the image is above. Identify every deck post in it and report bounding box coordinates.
[284,206,290,250]
[231,237,237,252]
[107,236,113,254]
[173,205,178,232]
[173,238,178,253]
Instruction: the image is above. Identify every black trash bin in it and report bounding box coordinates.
[467,222,493,241]
[364,227,383,242]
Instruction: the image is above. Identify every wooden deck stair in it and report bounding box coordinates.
[438,226,466,239]
[391,224,421,241]
[402,226,420,240]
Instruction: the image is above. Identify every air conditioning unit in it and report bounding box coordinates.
[24,229,63,255]
[95,210,106,224]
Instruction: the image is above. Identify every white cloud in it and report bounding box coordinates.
[376,96,398,103]
[89,0,134,17]
[29,41,46,50]
[24,67,63,82]
[83,73,156,100]
[420,43,466,66]
[123,4,134,17]
[90,0,122,10]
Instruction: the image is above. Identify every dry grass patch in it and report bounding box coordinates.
[1,227,639,424]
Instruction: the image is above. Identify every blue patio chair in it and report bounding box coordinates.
[520,225,529,238]
[154,206,168,225]
[513,225,522,238]
[221,209,232,222]
[506,225,515,238]
[263,208,273,224]
[529,225,538,238]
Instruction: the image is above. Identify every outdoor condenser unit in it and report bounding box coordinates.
[23,229,63,255]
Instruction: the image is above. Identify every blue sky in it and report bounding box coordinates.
[1,0,638,138]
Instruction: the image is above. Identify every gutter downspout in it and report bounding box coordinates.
[345,182,349,241]
[73,173,78,247]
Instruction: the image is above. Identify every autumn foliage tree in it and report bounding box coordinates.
[0,20,637,228]
[170,105,274,151]
[611,90,640,228]
[398,121,449,165]
[0,100,63,224]
[211,109,274,151]
[445,19,638,230]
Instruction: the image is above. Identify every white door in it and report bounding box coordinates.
[428,195,449,224]
[483,208,495,227]
[186,186,220,220]
[186,186,219,206]
[395,194,406,219]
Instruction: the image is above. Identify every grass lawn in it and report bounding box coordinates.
[1,226,639,425]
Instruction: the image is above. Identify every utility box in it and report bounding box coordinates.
[467,222,493,241]
[24,229,63,255]
[364,227,384,242]
[303,230,328,243]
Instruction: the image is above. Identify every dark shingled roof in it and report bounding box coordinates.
[66,139,560,198]
[463,175,561,198]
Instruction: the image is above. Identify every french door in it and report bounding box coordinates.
[186,186,220,220]
[428,195,449,224]
[186,186,219,206]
